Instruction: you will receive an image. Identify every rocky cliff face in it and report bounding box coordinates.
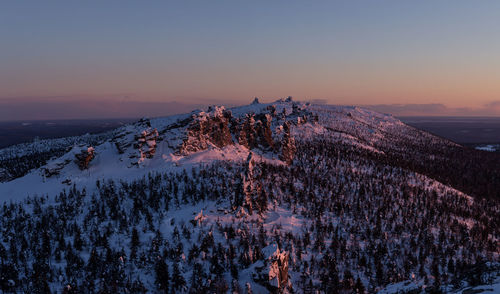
[176,106,233,155]
[174,101,311,165]
[236,113,275,150]
[84,100,316,169]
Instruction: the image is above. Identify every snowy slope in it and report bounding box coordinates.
[0,100,435,202]
[0,99,498,294]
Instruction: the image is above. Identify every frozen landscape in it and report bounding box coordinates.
[0,99,498,293]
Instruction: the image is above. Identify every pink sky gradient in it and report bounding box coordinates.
[1,96,500,121]
[1,1,499,118]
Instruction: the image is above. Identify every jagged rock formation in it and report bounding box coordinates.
[254,114,274,150]
[138,117,152,127]
[242,152,264,215]
[134,128,159,160]
[175,100,306,164]
[112,118,163,166]
[279,121,296,165]
[170,99,324,165]
[254,245,290,293]
[109,101,306,167]
[268,248,289,292]
[205,108,233,148]
[74,147,95,170]
[176,106,233,155]
[112,131,132,154]
[176,104,286,157]
[243,153,255,214]
[238,114,256,149]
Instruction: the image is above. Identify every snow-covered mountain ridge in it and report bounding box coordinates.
[0,99,451,201]
[0,99,498,293]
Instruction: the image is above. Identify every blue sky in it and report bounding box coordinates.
[1,1,500,119]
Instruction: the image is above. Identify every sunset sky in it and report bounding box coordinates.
[1,1,500,119]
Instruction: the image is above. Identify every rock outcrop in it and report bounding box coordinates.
[268,248,289,291]
[238,113,275,151]
[42,162,67,177]
[75,147,95,170]
[254,114,274,150]
[138,117,152,127]
[112,131,132,154]
[176,106,233,155]
[174,100,315,164]
[279,121,296,165]
[253,245,290,293]
[242,152,263,215]
[238,114,256,149]
[134,128,159,159]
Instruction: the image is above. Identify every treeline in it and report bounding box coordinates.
[0,148,67,181]
[372,129,500,200]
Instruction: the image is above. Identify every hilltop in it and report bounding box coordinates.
[0,99,498,293]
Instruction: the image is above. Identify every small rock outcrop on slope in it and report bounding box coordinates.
[254,245,290,293]
[242,152,265,215]
[112,130,132,154]
[42,160,71,177]
[74,147,95,170]
[134,128,159,160]
[268,248,290,292]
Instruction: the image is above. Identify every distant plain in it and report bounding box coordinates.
[0,118,136,149]
[400,116,500,151]
[0,116,499,150]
